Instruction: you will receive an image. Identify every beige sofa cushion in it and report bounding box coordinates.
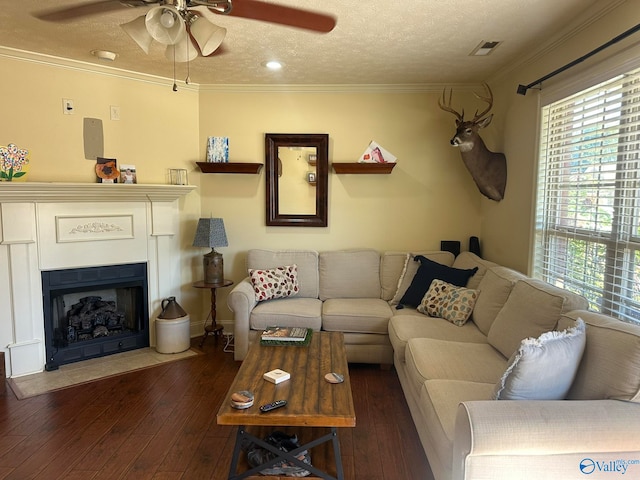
[322,298,393,334]
[389,313,488,363]
[420,380,495,477]
[560,311,640,402]
[452,252,499,290]
[473,267,526,335]
[249,297,322,331]
[382,251,455,303]
[319,249,381,300]
[404,338,506,394]
[487,279,588,358]
[247,249,319,299]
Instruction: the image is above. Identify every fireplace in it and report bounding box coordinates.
[42,263,150,371]
[0,183,195,377]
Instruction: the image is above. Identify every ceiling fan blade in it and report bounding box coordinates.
[210,0,336,33]
[33,0,155,23]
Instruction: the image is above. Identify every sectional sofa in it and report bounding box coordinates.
[227,249,640,480]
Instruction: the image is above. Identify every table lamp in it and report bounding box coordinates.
[192,217,228,284]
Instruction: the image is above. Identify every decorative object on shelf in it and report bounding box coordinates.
[438,82,507,201]
[358,140,397,164]
[308,153,317,165]
[207,136,229,163]
[192,217,228,284]
[119,164,137,184]
[95,157,119,183]
[196,162,262,174]
[0,143,29,182]
[307,171,316,184]
[169,168,188,184]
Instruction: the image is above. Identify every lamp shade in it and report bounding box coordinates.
[192,218,228,249]
[165,34,199,62]
[190,16,226,56]
[121,15,153,54]
[145,6,186,45]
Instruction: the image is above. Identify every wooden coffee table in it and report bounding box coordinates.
[217,331,355,480]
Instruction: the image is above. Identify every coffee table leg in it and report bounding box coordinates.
[331,427,344,480]
[228,426,245,479]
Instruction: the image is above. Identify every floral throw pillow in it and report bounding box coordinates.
[249,265,299,302]
[417,279,478,326]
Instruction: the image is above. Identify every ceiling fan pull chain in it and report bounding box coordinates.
[185,34,191,84]
[172,46,178,91]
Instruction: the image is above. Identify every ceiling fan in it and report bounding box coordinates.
[34,0,337,62]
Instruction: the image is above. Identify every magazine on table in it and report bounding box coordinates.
[261,326,309,342]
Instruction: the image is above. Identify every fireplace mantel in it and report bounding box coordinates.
[0,182,196,202]
[0,182,196,377]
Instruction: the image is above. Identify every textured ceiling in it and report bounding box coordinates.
[0,0,610,85]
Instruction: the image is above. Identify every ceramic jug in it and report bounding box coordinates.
[158,296,187,319]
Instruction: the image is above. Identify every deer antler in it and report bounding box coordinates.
[438,88,464,122]
[471,83,493,123]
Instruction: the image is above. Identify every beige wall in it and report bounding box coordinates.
[484,0,640,273]
[0,55,204,325]
[196,88,484,319]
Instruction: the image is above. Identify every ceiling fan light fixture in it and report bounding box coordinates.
[189,16,226,56]
[165,35,199,62]
[120,14,153,54]
[145,6,186,45]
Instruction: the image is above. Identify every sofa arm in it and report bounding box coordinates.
[453,399,640,480]
[227,277,258,361]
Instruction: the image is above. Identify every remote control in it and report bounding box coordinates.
[260,400,287,412]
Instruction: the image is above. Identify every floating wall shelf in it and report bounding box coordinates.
[332,163,396,174]
[196,162,263,174]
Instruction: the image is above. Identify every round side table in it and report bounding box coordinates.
[192,279,234,347]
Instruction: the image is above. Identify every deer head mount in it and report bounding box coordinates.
[438,83,507,202]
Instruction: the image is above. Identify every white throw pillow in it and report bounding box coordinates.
[494,318,586,400]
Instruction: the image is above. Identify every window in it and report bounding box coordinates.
[534,66,640,325]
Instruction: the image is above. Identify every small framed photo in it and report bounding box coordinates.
[307,172,316,183]
[120,164,137,184]
[308,153,317,165]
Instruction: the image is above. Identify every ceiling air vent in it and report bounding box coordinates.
[470,41,502,56]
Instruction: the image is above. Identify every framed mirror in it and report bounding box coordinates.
[265,133,329,227]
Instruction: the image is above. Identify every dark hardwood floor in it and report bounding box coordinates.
[0,339,433,480]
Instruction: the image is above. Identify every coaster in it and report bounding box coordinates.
[324,372,344,384]
[230,390,254,409]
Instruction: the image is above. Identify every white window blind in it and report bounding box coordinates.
[534,66,640,324]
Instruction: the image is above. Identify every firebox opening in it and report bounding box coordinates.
[42,263,149,371]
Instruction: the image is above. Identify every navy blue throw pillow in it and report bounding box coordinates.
[398,255,478,308]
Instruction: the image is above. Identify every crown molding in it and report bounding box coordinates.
[196,83,483,94]
[489,0,627,84]
[0,46,199,92]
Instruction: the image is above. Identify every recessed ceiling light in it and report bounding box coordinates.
[469,41,502,56]
[91,50,118,61]
[264,60,283,70]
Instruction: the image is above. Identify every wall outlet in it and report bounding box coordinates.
[62,98,74,115]
[110,105,120,121]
